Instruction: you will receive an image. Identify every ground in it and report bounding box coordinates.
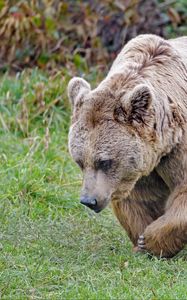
[0,70,186,299]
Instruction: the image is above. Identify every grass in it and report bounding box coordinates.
[0,69,186,300]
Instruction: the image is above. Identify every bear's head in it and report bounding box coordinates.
[68,76,158,213]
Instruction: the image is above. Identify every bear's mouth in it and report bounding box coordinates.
[93,207,102,213]
[94,197,110,213]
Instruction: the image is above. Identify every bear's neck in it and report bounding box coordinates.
[148,93,185,173]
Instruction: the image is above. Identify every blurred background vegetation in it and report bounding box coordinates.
[0,1,187,298]
[0,0,187,74]
[0,0,187,136]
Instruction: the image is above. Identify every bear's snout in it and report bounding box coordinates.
[80,195,101,213]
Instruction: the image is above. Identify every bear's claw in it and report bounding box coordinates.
[138,235,146,250]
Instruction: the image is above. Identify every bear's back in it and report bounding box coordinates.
[108,34,187,78]
[169,36,187,67]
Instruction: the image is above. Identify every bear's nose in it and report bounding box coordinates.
[80,195,97,211]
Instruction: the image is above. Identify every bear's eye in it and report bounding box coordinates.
[95,159,113,172]
[76,160,84,170]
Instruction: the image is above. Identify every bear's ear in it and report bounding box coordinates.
[126,84,152,124]
[67,77,91,107]
[115,84,153,125]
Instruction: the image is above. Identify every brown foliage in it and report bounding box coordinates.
[0,0,186,72]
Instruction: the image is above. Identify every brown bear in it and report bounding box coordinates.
[68,34,187,258]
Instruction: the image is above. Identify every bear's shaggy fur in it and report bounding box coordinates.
[68,34,187,257]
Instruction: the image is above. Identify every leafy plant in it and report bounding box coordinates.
[0,0,186,72]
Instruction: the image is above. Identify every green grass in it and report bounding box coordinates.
[0,69,186,300]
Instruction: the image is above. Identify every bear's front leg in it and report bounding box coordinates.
[111,197,164,246]
[138,185,187,257]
